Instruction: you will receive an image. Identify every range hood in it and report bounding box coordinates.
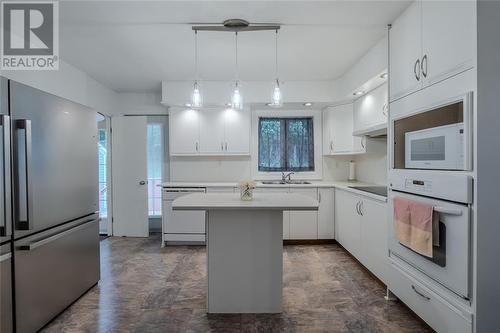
[353,122,387,137]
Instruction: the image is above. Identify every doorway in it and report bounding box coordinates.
[111,115,169,237]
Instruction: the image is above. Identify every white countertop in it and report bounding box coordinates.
[172,193,320,211]
[161,180,387,202]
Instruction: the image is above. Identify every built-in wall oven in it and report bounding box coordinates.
[392,92,473,171]
[388,171,472,299]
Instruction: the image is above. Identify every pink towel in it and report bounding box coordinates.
[394,197,438,258]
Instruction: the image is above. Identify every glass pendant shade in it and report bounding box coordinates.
[191,81,202,108]
[271,79,282,107]
[231,82,243,110]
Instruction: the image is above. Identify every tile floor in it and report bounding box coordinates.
[42,235,433,333]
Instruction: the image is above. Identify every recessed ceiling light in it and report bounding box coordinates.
[185,103,192,107]
[303,102,313,107]
[380,73,388,79]
[353,90,365,96]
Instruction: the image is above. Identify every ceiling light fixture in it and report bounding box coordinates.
[380,73,388,79]
[270,29,283,107]
[353,90,365,96]
[191,30,202,108]
[231,32,243,110]
[303,102,313,107]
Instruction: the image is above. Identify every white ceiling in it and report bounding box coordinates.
[59,1,411,92]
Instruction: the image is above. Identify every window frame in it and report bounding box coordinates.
[251,109,323,180]
[258,117,315,172]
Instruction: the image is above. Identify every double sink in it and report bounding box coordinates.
[261,180,312,185]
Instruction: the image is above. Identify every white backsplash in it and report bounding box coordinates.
[170,156,252,182]
[354,138,387,185]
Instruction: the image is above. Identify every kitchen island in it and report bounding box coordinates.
[172,192,319,313]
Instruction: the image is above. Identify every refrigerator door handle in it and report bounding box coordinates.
[0,115,12,237]
[14,119,33,231]
[18,218,97,251]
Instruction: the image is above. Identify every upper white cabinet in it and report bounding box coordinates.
[224,108,250,154]
[421,0,475,86]
[389,1,422,102]
[170,108,250,156]
[169,109,200,155]
[199,109,226,154]
[389,0,475,102]
[323,104,366,155]
[353,83,388,136]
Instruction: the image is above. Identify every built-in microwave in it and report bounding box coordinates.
[405,123,464,170]
[392,91,472,171]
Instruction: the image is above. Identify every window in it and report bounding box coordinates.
[258,117,314,172]
[147,123,163,216]
[98,128,108,218]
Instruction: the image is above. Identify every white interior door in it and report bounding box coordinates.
[112,116,149,237]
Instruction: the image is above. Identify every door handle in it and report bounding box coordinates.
[18,218,97,251]
[421,54,428,78]
[414,59,421,81]
[139,180,147,185]
[411,285,431,301]
[0,115,12,237]
[14,119,33,231]
[433,206,462,216]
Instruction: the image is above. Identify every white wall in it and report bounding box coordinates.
[1,60,119,116]
[116,92,167,115]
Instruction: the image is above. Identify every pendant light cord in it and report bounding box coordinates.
[194,30,198,82]
[235,32,239,85]
[275,29,279,83]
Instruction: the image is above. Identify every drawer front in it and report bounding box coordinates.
[388,262,472,333]
[14,219,100,333]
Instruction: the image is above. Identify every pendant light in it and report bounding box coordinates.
[231,32,243,110]
[271,29,283,107]
[191,30,202,108]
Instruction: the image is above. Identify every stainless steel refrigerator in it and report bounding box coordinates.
[0,77,100,333]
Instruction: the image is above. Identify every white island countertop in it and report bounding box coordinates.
[172,193,319,211]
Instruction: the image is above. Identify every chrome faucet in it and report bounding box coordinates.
[281,172,295,183]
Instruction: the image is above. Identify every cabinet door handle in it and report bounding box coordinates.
[221,142,224,151]
[330,141,333,151]
[414,59,421,81]
[318,192,321,203]
[421,54,428,78]
[382,103,388,117]
[355,201,360,215]
[225,142,228,151]
[359,201,364,216]
[411,285,431,301]
[361,138,365,149]
[195,142,199,151]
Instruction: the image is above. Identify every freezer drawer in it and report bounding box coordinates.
[14,217,100,333]
[1,244,13,333]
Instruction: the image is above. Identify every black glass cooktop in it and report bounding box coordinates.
[348,186,387,197]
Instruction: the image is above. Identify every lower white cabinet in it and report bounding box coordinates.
[289,188,318,239]
[335,189,388,283]
[335,190,361,258]
[358,198,388,284]
[318,188,335,239]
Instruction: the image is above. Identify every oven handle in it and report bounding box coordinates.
[433,206,462,216]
